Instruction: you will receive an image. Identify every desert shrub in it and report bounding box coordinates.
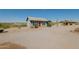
[34,24,39,28]
[0,23,10,29]
[20,24,27,27]
[74,28,79,32]
[47,22,52,27]
[0,23,27,29]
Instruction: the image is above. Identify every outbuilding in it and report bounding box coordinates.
[26,16,51,28]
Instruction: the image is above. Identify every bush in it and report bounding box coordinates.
[74,28,79,32]
[0,23,10,29]
[34,25,39,28]
[0,23,27,29]
[47,22,52,27]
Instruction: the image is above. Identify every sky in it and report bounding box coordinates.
[0,9,79,22]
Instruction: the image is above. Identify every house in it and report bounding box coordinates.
[26,16,51,28]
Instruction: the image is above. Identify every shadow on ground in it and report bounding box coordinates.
[0,31,8,33]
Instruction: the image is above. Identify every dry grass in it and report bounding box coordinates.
[0,42,26,49]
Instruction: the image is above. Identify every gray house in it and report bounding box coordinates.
[26,16,51,28]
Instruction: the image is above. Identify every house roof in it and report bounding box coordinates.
[26,16,49,21]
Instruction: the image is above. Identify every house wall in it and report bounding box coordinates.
[27,20,32,28]
[30,21,48,27]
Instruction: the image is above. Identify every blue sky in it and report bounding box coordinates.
[0,9,79,22]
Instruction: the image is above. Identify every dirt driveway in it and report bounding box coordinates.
[0,25,79,49]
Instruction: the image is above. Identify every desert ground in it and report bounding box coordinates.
[0,25,79,49]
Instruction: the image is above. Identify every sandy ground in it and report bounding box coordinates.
[0,25,79,49]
